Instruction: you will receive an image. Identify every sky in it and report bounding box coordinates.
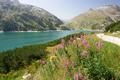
[19,0,120,20]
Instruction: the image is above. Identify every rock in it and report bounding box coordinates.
[22,72,32,80]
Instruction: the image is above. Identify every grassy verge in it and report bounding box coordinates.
[105,32,120,38]
[0,39,61,73]
[0,33,82,73]
[33,34,120,80]
[1,33,120,80]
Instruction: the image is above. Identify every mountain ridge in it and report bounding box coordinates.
[0,0,63,31]
[67,5,120,30]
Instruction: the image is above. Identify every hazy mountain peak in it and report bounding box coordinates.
[104,4,119,7]
[67,4,120,30]
[89,8,94,11]
[96,4,120,10]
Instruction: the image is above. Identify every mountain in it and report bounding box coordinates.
[0,0,63,31]
[67,5,120,30]
[105,21,120,32]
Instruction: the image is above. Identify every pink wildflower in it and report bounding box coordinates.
[68,40,72,44]
[81,39,90,49]
[79,73,86,80]
[40,59,46,65]
[68,36,74,44]
[74,73,86,80]
[73,40,77,45]
[61,38,65,44]
[64,60,71,69]
[96,40,104,49]
[80,35,90,49]
[80,35,84,40]
[81,50,88,58]
[74,73,79,80]
[58,44,64,49]
[57,39,65,49]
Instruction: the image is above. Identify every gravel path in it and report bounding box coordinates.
[96,33,120,46]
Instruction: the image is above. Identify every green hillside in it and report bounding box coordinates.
[105,21,120,32]
[67,5,120,30]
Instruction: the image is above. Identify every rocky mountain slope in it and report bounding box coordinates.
[67,5,120,30]
[0,0,63,31]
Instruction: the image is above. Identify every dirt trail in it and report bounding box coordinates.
[97,33,120,46]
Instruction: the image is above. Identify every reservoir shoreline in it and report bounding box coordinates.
[0,30,98,52]
[0,30,79,52]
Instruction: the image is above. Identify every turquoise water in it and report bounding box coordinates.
[0,30,81,52]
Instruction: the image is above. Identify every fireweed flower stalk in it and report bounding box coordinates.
[64,59,71,69]
[96,40,104,49]
[63,59,75,80]
[82,39,90,49]
[81,50,89,59]
[62,59,71,80]
[74,73,79,80]
[80,35,90,50]
[57,39,65,49]
[74,72,86,80]
[68,36,75,44]
[40,59,46,65]
[61,38,65,45]
[69,36,80,48]
[80,35,84,40]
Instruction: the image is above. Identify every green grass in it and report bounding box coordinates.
[0,60,39,80]
[105,21,120,32]
[113,33,120,38]
[105,32,120,38]
[1,34,120,80]
[33,35,120,80]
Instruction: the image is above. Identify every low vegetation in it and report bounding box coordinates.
[105,32,120,38]
[1,33,120,80]
[105,21,120,32]
[0,38,60,74]
[35,34,120,80]
[0,33,81,74]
